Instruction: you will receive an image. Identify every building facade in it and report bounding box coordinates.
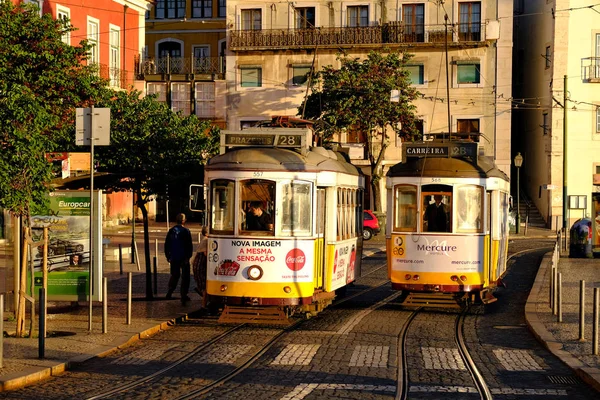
[513,0,600,241]
[225,0,513,210]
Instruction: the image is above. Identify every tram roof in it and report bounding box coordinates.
[206,146,361,176]
[387,155,508,180]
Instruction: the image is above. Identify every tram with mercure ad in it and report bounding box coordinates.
[192,124,365,323]
[386,140,510,309]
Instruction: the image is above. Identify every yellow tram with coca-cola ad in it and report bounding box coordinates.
[386,141,510,308]
[197,124,365,322]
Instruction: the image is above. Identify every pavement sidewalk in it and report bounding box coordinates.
[0,224,598,394]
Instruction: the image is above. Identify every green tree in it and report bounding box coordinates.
[299,51,420,213]
[95,91,218,298]
[0,2,110,335]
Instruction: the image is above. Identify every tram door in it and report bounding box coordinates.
[314,188,326,289]
[421,185,452,233]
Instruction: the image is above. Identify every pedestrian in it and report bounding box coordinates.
[164,213,193,304]
[424,194,449,232]
[246,201,273,231]
[192,225,208,309]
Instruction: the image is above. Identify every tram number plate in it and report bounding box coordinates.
[276,135,302,146]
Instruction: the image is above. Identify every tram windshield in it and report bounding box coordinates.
[211,179,235,233]
[456,185,483,233]
[422,185,452,233]
[281,180,312,236]
[241,179,275,234]
[393,185,417,232]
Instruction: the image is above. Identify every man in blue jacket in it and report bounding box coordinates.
[164,213,193,304]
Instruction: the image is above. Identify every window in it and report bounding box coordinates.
[109,27,120,87]
[422,186,452,233]
[171,83,191,115]
[192,0,212,18]
[25,0,43,16]
[211,179,235,233]
[87,18,99,66]
[543,112,549,135]
[147,83,167,103]
[193,46,210,73]
[158,41,182,58]
[56,7,70,44]
[456,185,483,233]
[399,119,424,144]
[240,66,262,87]
[403,4,424,42]
[281,181,312,236]
[393,185,417,232]
[596,108,600,133]
[458,2,481,41]
[218,0,226,18]
[155,0,165,18]
[457,63,480,84]
[456,118,480,141]
[292,65,311,86]
[406,65,424,85]
[240,179,275,234]
[242,9,261,30]
[295,7,315,29]
[166,0,185,19]
[195,82,215,118]
[347,5,368,27]
[545,46,551,69]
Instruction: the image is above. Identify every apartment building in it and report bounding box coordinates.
[141,0,228,127]
[225,1,513,209]
[513,0,600,241]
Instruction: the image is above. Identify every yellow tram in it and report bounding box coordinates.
[386,141,510,308]
[199,127,365,321]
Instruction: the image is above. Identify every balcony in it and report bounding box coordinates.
[581,57,600,82]
[229,22,487,51]
[136,56,226,80]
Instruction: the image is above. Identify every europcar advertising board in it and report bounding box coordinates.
[29,190,103,301]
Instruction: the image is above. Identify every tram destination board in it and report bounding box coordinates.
[221,129,311,154]
[403,142,478,162]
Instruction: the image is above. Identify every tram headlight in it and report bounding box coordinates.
[283,286,292,293]
[404,274,412,280]
[451,275,459,282]
[247,265,263,281]
[220,284,228,292]
[412,275,420,281]
[460,275,467,282]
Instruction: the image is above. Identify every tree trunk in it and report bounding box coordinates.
[137,196,154,299]
[15,226,29,337]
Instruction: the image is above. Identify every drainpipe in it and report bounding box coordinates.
[123,5,128,87]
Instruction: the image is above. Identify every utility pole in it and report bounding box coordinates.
[562,75,568,232]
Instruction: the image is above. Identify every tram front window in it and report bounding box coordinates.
[281,181,312,236]
[422,186,452,233]
[456,185,483,233]
[211,180,235,233]
[241,179,275,234]
[393,185,417,232]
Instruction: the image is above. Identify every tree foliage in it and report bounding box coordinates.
[299,51,420,212]
[0,1,109,217]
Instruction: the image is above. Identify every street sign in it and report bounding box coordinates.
[542,184,557,190]
[76,107,110,146]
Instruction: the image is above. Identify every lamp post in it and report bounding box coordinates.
[514,152,523,234]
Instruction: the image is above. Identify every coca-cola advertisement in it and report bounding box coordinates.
[285,248,306,271]
[215,259,240,276]
[346,244,356,284]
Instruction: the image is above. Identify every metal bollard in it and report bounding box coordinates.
[102,277,108,334]
[550,263,555,310]
[593,288,599,355]
[153,257,158,296]
[39,288,46,359]
[553,266,558,316]
[579,280,586,341]
[119,244,123,275]
[557,273,562,323]
[127,272,132,325]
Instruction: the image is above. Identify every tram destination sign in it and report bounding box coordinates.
[221,129,312,155]
[403,142,478,162]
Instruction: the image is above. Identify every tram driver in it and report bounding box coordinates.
[246,201,273,231]
[424,194,450,232]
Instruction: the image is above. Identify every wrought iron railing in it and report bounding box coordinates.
[136,56,226,77]
[230,22,486,49]
[98,63,130,89]
[581,57,600,81]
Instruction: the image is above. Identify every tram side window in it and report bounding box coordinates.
[281,180,312,236]
[456,185,483,233]
[210,179,235,233]
[241,179,275,234]
[394,185,417,232]
[422,187,452,233]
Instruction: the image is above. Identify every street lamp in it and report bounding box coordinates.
[514,152,523,234]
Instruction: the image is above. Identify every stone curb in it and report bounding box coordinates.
[524,252,600,393]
